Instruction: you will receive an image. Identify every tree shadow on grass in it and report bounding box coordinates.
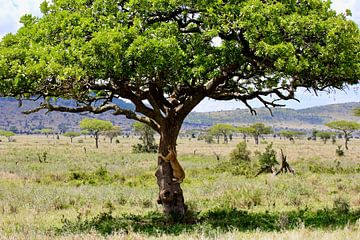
[56,207,360,236]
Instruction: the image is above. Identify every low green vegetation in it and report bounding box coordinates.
[0,136,360,239]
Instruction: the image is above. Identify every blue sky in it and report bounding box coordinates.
[0,0,359,111]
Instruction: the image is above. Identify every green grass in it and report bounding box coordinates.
[0,135,360,239]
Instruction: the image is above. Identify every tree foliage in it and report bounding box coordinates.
[316,131,336,144]
[256,143,278,168]
[102,126,122,143]
[0,130,16,142]
[80,118,113,148]
[245,123,273,144]
[325,120,360,150]
[208,123,235,144]
[1,0,359,217]
[0,0,358,130]
[63,131,81,142]
[80,118,113,134]
[279,130,304,141]
[132,122,158,153]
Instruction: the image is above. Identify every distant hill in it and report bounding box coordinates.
[0,97,135,133]
[0,97,359,133]
[185,102,360,130]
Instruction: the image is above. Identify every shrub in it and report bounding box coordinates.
[255,143,278,168]
[333,197,350,214]
[336,145,344,156]
[132,143,158,153]
[229,141,251,163]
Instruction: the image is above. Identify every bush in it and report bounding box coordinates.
[255,143,278,168]
[229,141,251,163]
[132,143,158,153]
[333,197,350,214]
[336,145,344,156]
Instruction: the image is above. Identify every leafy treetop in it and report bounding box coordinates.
[63,131,81,138]
[79,118,113,134]
[325,120,360,133]
[0,0,359,133]
[0,130,15,138]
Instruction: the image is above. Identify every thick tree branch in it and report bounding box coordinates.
[22,101,160,132]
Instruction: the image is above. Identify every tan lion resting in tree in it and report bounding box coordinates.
[159,146,185,183]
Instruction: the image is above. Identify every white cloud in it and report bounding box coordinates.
[331,0,360,24]
[0,0,42,38]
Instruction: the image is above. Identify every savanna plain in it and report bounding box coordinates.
[0,135,359,239]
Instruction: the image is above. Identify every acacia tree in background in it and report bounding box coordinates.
[279,130,304,142]
[80,118,113,148]
[0,130,16,142]
[133,122,158,153]
[102,126,122,144]
[316,131,336,144]
[0,0,359,217]
[325,121,360,150]
[208,124,235,144]
[39,128,55,138]
[63,131,81,143]
[247,123,273,144]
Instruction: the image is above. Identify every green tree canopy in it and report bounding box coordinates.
[133,122,157,152]
[316,131,336,144]
[208,123,235,144]
[246,123,273,144]
[102,126,122,143]
[0,130,16,142]
[279,130,305,141]
[63,131,81,143]
[80,118,113,148]
[325,120,360,149]
[1,0,359,217]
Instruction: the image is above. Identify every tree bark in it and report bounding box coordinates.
[344,132,349,150]
[95,133,99,149]
[155,122,186,218]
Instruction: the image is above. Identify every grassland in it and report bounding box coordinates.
[0,135,359,239]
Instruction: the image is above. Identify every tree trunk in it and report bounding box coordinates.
[155,122,186,218]
[255,135,259,144]
[70,138,73,143]
[95,133,99,149]
[344,132,349,150]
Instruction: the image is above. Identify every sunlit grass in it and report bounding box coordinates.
[0,135,359,239]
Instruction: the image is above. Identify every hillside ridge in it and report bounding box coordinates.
[1,97,359,132]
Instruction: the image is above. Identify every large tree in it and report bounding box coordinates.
[0,0,359,217]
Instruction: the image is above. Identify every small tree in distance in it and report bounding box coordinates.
[279,130,305,142]
[39,128,55,138]
[102,126,122,144]
[325,121,360,150]
[246,123,273,145]
[132,122,157,153]
[63,131,81,143]
[80,118,113,148]
[208,124,235,144]
[316,131,336,144]
[0,130,15,142]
